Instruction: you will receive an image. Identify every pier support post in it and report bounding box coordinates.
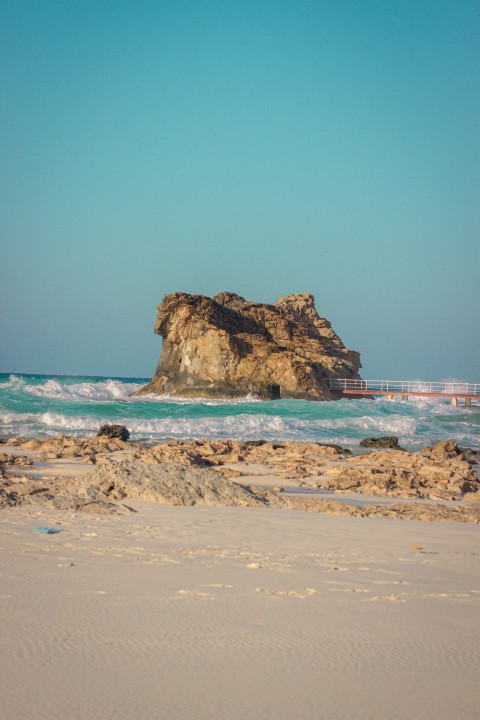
[451,397,457,406]
[401,395,408,401]
[386,394,394,401]
[465,398,472,407]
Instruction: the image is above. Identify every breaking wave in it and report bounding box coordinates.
[0,373,479,450]
[1,374,261,406]
[3,374,142,402]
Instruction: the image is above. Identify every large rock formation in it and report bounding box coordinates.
[135,291,361,400]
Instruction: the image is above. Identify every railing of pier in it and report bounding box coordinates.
[328,379,480,397]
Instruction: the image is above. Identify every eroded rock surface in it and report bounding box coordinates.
[322,441,479,500]
[2,458,479,523]
[77,460,280,508]
[2,436,479,521]
[134,291,361,400]
[5,433,143,464]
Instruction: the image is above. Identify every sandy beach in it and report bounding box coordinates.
[1,437,479,720]
[1,501,479,720]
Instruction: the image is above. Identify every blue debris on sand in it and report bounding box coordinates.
[34,527,64,534]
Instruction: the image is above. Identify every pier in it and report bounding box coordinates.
[329,379,480,405]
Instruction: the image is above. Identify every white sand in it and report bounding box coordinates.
[1,502,479,720]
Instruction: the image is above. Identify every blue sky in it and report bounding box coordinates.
[1,0,479,381]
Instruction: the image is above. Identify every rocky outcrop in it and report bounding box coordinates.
[7,434,477,502]
[2,454,479,523]
[134,291,361,400]
[322,441,479,500]
[2,436,479,521]
[77,460,279,508]
[6,434,142,462]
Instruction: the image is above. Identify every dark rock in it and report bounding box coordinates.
[360,436,401,449]
[460,480,478,494]
[97,424,130,442]
[317,443,352,455]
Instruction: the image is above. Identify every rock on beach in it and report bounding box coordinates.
[1,436,479,522]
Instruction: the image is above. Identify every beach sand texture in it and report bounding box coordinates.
[1,501,479,720]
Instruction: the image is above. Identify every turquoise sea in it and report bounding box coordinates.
[0,373,479,451]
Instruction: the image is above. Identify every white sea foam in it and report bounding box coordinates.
[0,410,292,441]
[1,374,478,448]
[1,406,478,448]
[130,392,262,406]
[0,408,439,445]
[304,414,418,435]
[0,410,100,433]
[4,374,25,389]
[2,375,263,406]
[21,378,142,402]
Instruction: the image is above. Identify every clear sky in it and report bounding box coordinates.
[1,0,479,381]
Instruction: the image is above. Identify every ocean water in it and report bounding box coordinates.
[0,373,479,451]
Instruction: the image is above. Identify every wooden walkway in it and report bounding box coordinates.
[329,379,480,405]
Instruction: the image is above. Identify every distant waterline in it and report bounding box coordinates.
[0,373,479,451]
